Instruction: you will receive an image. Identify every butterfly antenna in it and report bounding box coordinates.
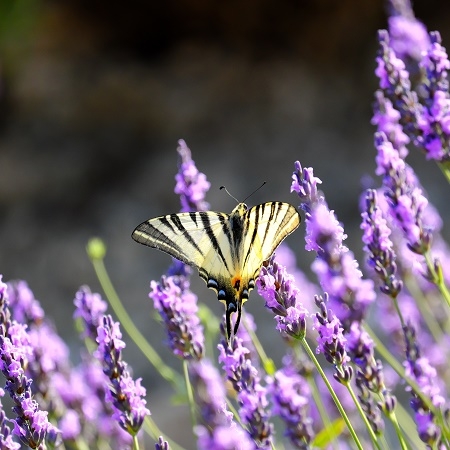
[220,185,240,204]
[242,181,267,203]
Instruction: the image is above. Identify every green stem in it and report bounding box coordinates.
[345,381,382,450]
[183,360,197,428]
[87,240,183,387]
[132,435,139,450]
[300,338,364,450]
[437,160,450,184]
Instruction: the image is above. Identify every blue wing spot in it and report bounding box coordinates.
[207,279,219,290]
[218,290,227,300]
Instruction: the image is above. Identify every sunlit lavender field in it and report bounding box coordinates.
[1,1,450,449]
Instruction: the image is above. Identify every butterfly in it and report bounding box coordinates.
[132,201,301,342]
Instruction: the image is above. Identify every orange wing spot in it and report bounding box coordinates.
[232,276,241,290]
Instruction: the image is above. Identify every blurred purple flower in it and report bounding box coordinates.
[403,323,446,446]
[175,139,210,212]
[6,281,44,325]
[388,14,429,61]
[190,360,253,450]
[417,32,450,161]
[73,285,108,341]
[155,436,170,450]
[96,315,150,436]
[218,336,272,448]
[149,273,204,360]
[268,358,314,448]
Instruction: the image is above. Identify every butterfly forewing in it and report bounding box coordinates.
[132,211,231,270]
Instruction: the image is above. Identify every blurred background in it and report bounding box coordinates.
[1,0,450,446]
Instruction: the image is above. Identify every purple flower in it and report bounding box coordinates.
[155,436,170,450]
[416,32,450,162]
[6,281,44,325]
[360,189,403,297]
[149,274,204,360]
[175,139,210,212]
[388,14,429,61]
[95,315,150,435]
[290,161,324,214]
[257,256,308,339]
[218,336,272,448]
[268,358,314,448]
[374,132,432,255]
[0,388,20,450]
[73,286,108,341]
[190,360,253,450]
[58,409,81,441]
[375,29,422,139]
[313,294,353,385]
[402,323,446,446]
[347,322,396,433]
[0,329,59,448]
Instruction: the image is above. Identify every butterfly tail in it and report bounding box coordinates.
[225,298,242,345]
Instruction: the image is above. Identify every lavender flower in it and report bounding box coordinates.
[0,330,59,448]
[257,256,308,340]
[290,160,324,214]
[175,139,210,212]
[6,281,45,326]
[149,274,204,360]
[95,314,150,436]
[388,13,429,62]
[347,322,397,433]
[190,360,253,450]
[268,356,314,449]
[313,293,353,385]
[361,189,403,297]
[155,436,170,450]
[73,285,108,341]
[403,323,446,446]
[218,335,272,448]
[0,388,20,450]
[417,31,450,161]
[149,141,206,359]
[375,29,422,140]
[0,276,11,337]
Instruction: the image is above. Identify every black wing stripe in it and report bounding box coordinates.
[262,202,278,244]
[132,222,186,259]
[168,214,205,257]
[243,203,261,267]
[200,212,230,272]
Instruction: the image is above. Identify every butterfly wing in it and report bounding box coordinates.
[240,201,301,286]
[132,211,232,273]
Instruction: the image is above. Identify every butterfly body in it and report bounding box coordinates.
[132,201,300,341]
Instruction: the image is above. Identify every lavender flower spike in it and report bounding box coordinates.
[96,315,150,435]
[190,360,253,450]
[361,189,403,298]
[290,160,324,214]
[313,293,353,385]
[218,334,273,448]
[268,356,314,448]
[175,139,211,212]
[0,331,59,448]
[0,389,20,450]
[149,273,204,360]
